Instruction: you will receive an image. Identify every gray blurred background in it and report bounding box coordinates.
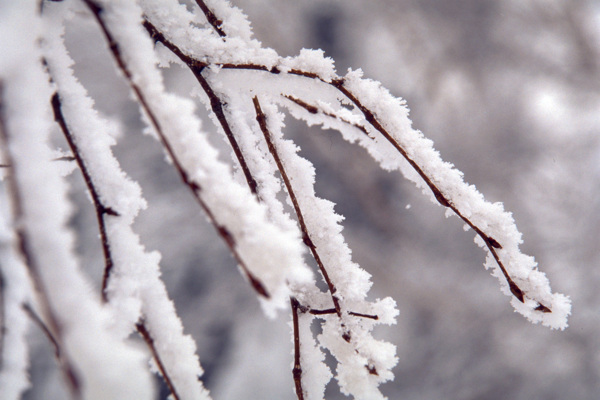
[26,0,600,399]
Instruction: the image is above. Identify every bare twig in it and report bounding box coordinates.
[290,297,305,400]
[22,303,60,359]
[50,92,119,301]
[194,0,226,37]
[0,156,74,169]
[83,0,269,298]
[283,95,373,139]
[52,155,76,162]
[305,306,378,320]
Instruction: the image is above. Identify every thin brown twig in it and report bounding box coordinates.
[136,322,180,400]
[194,0,226,37]
[83,0,269,298]
[290,297,305,400]
[283,95,373,139]
[0,157,75,169]
[22,303,61,359]
[50,92,119,302]
[301,306,378,320]
[0,82,82,399]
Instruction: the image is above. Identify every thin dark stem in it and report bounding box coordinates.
[136,322,180,400]
[50,92,118,302]
[22,303,61,359]
[84,0,269,298]
[195,73,259,195]
[0,157,74,169]
[0,82,82,399]
[283,95,373,139]
[308,307,378,320]
[52,155,76,162]
[348,311,379,320]
[194,0,226,37]
[253,96,342,316]
[290,297,305,400]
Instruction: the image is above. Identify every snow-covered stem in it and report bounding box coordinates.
[328,78,542,307]
[253,96,342,316]
[135,322,180,400]
[194,0,226,37]
[143,19,260,195]
[192,65,259,195]
[0,87,82,399]
[0,219,32,400]
[21,303,60,360]
[48,90,182,399]
[49,92,117,301]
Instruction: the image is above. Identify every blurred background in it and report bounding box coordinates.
[25,0,599,399]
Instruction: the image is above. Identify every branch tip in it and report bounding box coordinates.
[509,281,525,303]
[248,273,270,298]
[367,365,379,376]
[535,303,552,313]
[486,236,503,249]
